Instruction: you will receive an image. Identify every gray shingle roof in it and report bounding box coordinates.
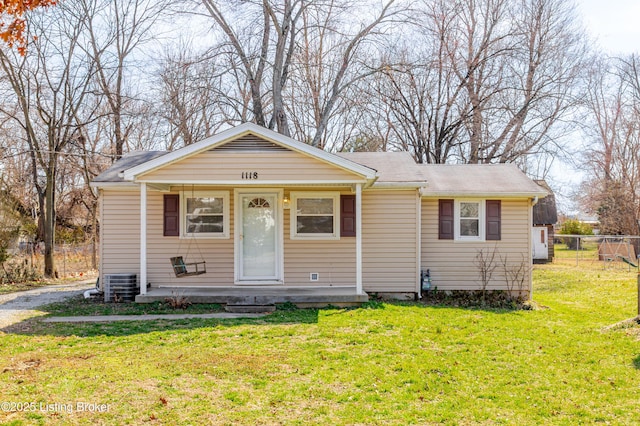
[420,163,548,197]
[336,152,429,183]
[92,151,167,183]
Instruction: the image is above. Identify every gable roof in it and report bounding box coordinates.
[121,123,377,183]
[420,164,548,198]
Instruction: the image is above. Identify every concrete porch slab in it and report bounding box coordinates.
[135,286,368,307]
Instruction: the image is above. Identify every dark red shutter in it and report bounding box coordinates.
[439,199,454,240]
[341,195,356,237]
[486,200,501,241]
[164,194,180,237]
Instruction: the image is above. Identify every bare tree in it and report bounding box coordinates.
[157,44,231,149]
[75,0,167,159]
[371,0,586,170]
[197,0,402,147]
[0,4,95,277]
[580,54,640,235]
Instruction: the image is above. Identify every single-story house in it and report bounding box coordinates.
[532,180,558,263]
[91,123,547,305]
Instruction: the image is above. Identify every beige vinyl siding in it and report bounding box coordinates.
[362,190,419,293]
[283,189,356,286]
[421,198,532,294]
[146,190,235,287]
[100,190,141,283]
[140,151,361,182]
[100,186,422,292]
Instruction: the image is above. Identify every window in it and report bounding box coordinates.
[458,201,481,239]
[438,199,501,241]
[291,192,339,240]
[182,191,229,238]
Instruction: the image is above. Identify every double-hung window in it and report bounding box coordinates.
[438,199,501,241]
[456,200,483,240]
[290,192,339,240]
[182,191,229,238]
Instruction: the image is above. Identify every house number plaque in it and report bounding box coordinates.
[241,172,259,180]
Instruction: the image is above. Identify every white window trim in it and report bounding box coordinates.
[290,191,340,240]
[454,199,485,241]
[181,190,230,239]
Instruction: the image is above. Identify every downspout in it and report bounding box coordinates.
[417,188,422,299]
[529,196,538,301]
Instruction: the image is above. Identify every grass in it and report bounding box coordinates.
[41,297,224,317]
[1,255,640,424]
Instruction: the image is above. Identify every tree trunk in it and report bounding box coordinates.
[43,170,57,278]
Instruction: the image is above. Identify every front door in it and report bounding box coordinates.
[532,226,548,260]
[236,191,282,283]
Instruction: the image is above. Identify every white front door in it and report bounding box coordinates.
[532,226,548,260]
[236,191,283,283]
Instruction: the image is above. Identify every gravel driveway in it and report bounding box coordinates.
[0,280,95,328]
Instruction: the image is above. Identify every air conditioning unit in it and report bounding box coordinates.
[103,273,139,302]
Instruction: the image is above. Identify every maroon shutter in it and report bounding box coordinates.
[164,194,180,237]
[341,195,356,237]
[486,200,501,241]
[439,199,454,240]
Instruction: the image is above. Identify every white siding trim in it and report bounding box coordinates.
[98,189,104,287]
[140,183,147,295]
[356,183,363,295]
[136,179,368,186]
[416,189,421,297]
[528,197,534,299]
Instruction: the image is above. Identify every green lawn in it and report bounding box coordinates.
[1,257,639,425]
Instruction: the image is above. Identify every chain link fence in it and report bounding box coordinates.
[554,235,640,269]
[13,241,98,279]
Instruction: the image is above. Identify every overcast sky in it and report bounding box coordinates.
[576,0,640,55]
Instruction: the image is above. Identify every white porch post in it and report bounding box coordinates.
[140,182,147,295]
[356,183,363,295]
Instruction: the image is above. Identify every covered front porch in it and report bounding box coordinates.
[135,285,369,307]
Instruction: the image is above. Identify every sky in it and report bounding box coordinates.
[576,0,640,55]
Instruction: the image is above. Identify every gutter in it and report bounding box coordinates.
[420,188,548,198]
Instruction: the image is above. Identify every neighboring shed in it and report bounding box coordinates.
[532,180,557,263]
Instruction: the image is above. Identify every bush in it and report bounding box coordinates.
[559,219,593,250]
[0,257,42,284]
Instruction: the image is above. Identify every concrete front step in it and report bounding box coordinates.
[225,304,277,314]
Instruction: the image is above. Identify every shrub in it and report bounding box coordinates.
[559,219,593,249]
